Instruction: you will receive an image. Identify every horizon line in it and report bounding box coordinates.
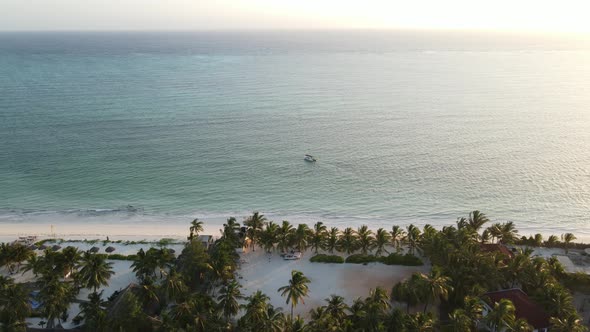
[1,28,590,36]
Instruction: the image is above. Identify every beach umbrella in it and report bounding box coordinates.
[90,246,100,253]
[105,246,116,253]
[167,249,176,254]
[51,245,62,251]
[38,244,47,250]
[28,244,38,250]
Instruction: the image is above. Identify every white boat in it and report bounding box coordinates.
[284,252,302,260]
[304,154,316,162]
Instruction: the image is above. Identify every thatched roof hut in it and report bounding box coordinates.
[105,246,116,253]
[38,244,47,250]
[51,245,62,251]
[89,246,100,253]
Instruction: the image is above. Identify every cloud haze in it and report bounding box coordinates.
[1,0,590,32]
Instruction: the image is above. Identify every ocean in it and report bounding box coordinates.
[1,31,590,236]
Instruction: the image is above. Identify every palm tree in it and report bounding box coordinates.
[374,228,391,256]
[261,306,286,332]
[76,291,108,332]
[390,225,406,252]
[509,318,533,332]
[9,244,33,273]
[405,312,435,331]
[293,224,310,252]
[78,252,115,293]
[561,233,576,254]
[162,270,188,303]
[38,275,76,329]
[463,295,483,330]
[131,248,156,281]
[324,227,339,254]
[447,309,471,332]
[420,267,452,312]
[550,315,588,332]
[222,217,241,247]
[260,221,279,253]
[468,210,489,233]
[487,223,503,244]
[60,246,82,279]
[310,222,327,254]
[485,298,516,332]
[21,254,45,277]
[0,281,31,329]
[541,283,575,318]
[245,212,267,251]
[325,295,348,321]
[154,247,175,278]
[546,235,559,247]
[137,278,160,309]
[532,233,543,247]
[406,224,422,255]
[391,275,422,313]
[189,218,204,241]
[217,280,244,323]
[277,221,295,253]
[499,222,519,244]
[278,270,311,320]
[356,225,374,255]
[338,227,357,254]
[240,290,271,327]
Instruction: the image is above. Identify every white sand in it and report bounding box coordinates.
[238,249,429,317]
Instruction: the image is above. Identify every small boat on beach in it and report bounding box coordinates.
[304,154,317,162]
[284,252,302,260]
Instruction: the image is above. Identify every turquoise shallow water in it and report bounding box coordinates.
[1,31,590,235]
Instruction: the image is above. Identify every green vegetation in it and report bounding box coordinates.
[310,254,344,263]
[381,252,424,266]
[562,272,590,294]
[344,253,423,266]
[2,210,589,332]
[107,253,136,261]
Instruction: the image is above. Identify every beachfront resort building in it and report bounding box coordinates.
[480,288,551,332]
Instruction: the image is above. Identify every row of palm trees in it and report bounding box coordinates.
[243,212,422,256]
[241,211,578,259]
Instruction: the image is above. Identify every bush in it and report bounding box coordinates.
[310,254,344,264]
[345,253,423,266]
[107,254,136,261]
[345,254,377,264]
[380,253,424,266]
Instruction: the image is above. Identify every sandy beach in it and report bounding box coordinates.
[237,248,428,317]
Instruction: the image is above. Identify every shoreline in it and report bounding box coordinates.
[2,218,589,244]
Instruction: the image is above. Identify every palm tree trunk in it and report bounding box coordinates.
[291,303,294,320]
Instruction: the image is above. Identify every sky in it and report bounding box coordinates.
[1,0,590,33]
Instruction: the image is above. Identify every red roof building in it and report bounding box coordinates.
[482,288,550,332]
[480,243,514,259]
